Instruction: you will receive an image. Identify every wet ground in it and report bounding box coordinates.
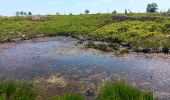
[0,36,170,99]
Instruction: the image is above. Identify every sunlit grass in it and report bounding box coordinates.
[0,13,170,50]
[97,81,153,100]
[0,81,36,100]
[0,81,153,100]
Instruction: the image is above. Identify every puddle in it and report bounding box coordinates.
[0,36,170,98]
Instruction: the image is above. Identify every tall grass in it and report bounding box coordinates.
[0,81,153,100]
[97,81,153,100]
[0,81,36,100]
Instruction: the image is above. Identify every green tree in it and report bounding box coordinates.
[15,11,20,16]
[146,3,158,13]
[112,10,117,14]
[20,11,24,15]
[85,9,90,14]
[28,12,32,16]
[23,12,27,16]
[167,8,170,13]
[125,9,128,14]
[56,12,60,15]
[69,13,73,15]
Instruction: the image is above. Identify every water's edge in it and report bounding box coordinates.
[0,36,170,99]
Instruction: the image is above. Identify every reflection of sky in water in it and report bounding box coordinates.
[0,37,170,94]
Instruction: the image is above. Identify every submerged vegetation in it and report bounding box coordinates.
[0,81,153,100]
[0,13,170,54]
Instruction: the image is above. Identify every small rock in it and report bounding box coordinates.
[85,89,95,96]
[162,47,169,54]
[120,42,132,48]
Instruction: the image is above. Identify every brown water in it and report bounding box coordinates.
[0,36,170,99]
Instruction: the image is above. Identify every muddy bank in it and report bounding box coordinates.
[112,16,162,22]
[0,36,170,99]
[78,39,170,54]
[1,31,170,55]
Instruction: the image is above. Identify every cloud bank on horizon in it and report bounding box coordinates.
[0,0,169,16]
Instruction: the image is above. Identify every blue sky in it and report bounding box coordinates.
[0,0,169,16]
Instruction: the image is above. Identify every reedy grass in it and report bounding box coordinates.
[0,81,36,100]
[0,81,153,100]
[97,81,153,100]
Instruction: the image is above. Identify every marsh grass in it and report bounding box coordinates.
[52,81,153,100]
[0,81,153,100]
[0,14,170,53]
[0,81,36,100]
[97,81,153,100]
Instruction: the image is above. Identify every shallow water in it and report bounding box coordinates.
[0,36,170,98]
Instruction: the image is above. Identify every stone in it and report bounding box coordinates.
[85,89,95,96]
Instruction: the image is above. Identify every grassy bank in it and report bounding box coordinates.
[0,14,113,42]
[0,81,153,100]
[0,13,170,53]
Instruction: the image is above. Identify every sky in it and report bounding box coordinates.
[0,0,169,16]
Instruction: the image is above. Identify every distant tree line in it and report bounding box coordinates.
[15,2,170,16]
[53,2,170,16]
[82,2,170,15]
[167,8,170,13]
[15,11,32,16]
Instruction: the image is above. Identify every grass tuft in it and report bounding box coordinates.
[0,81,36,100]
[97,81,153,100]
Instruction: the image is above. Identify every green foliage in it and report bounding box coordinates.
[125,9,128,14]
[85,9,90,14]
[0,81,36,100]
[0,13,170,51]
[97,82,153,100]
[93,20,169,48]
[167,8,170,13]
[0,81,153,100]
[0,14,112,42]
[52,82,153,100]
[0,81,17,98]
[112,10,117,14]
[146,3,158,13]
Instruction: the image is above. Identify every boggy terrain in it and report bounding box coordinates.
[1,13,170,99]
[0,13,170,54]
[0,36,170,99]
